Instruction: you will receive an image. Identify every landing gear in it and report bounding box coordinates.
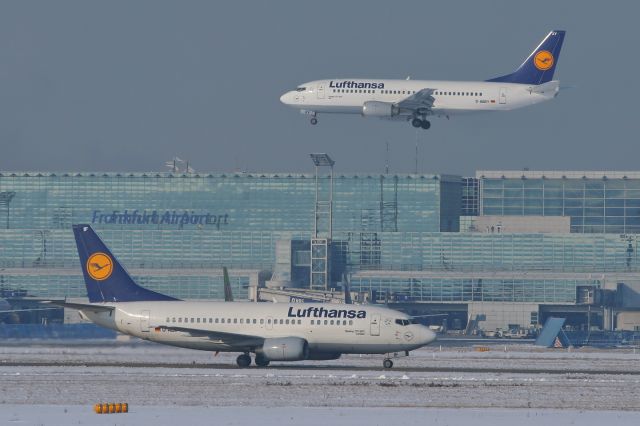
[255,353,270,367]
[410,117,431,130]
[310,117,318,125]
[236,353,251,368]
[383,358,394,369]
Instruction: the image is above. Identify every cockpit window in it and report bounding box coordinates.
[296,87,306,92]
[395,319,410,326]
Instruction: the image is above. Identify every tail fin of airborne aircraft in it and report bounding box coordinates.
[487,30,565,85]
[73,224,179,303]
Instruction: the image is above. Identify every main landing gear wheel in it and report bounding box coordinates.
[411,118,431,130]
[310,117,318,125]
[236,353,251,368]
[383,359,394,369]
[255,354,270,367]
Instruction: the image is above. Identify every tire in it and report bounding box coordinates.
[421,120,431,130]
[411,118,422,128]
[310,117,318,125]
[383,359,393,369]
[236,354,251,368]
[255,354,270,367]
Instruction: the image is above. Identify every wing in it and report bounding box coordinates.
[161,325,264,348]
[396,88,436,113]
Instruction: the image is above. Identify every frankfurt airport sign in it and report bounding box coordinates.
[91,210,229,229]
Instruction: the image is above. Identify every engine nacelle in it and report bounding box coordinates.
[362,101,399,117]
[260,337,309,361]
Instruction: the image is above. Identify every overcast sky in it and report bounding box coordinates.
[0,1,637,176]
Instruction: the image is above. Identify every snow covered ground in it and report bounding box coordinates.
[1,406,639,426]
[1,342,639,424]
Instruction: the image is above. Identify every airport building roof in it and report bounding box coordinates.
[476,171,640,179]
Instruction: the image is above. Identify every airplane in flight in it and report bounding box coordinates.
[280,30,565,129]
[53,225,437,368]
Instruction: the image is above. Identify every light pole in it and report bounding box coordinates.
[309,153,335,291]
[0,192,16,229]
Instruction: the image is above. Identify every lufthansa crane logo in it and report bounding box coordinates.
[86,253,113,281]
[533,50,554,71]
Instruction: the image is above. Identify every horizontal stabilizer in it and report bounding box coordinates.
[44,300,115,312]
[0,307,61,314]
[530,80,560,95]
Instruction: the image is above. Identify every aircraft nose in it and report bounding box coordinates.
[280,92,290,104]
[422,327,437,345]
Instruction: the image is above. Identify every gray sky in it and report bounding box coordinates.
[0,1,637,176]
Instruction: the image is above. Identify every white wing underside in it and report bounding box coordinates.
[396,88,436,114]
[162,325,265,349]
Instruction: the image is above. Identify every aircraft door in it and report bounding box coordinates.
[499,87,507,104]
[139,310,150,332]
[317,84,325,99]
[370,314,380,336]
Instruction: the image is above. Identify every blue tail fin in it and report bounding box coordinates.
[487,30,566,85]
[73,224,179,303]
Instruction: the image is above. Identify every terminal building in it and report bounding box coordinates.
[1,163,640,333]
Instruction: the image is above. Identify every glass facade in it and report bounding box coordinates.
[0,226,638,303]
[2,170,640,308]
[479,171,640,233]
[350,276,597,304]
[462,178,479,216]
[0,172,458,233]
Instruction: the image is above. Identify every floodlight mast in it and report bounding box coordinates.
[309,154,334,291]
[310,153,334,239]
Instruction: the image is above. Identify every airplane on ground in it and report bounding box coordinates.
[280,30,565,129]
[53,225,437,368]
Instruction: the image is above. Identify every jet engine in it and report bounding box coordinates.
[362,101,399,117]
[260,337,309,361]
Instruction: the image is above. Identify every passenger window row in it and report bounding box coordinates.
[165,317,354,327]
[434,91,483,96]
[331,89,483,96]
[310,319,353,326]
[165,317,306,325]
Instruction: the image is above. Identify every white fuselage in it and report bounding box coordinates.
[280,78,559,118]
[83,301,436,355]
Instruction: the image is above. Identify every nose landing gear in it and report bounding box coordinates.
[310,117,318,125]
